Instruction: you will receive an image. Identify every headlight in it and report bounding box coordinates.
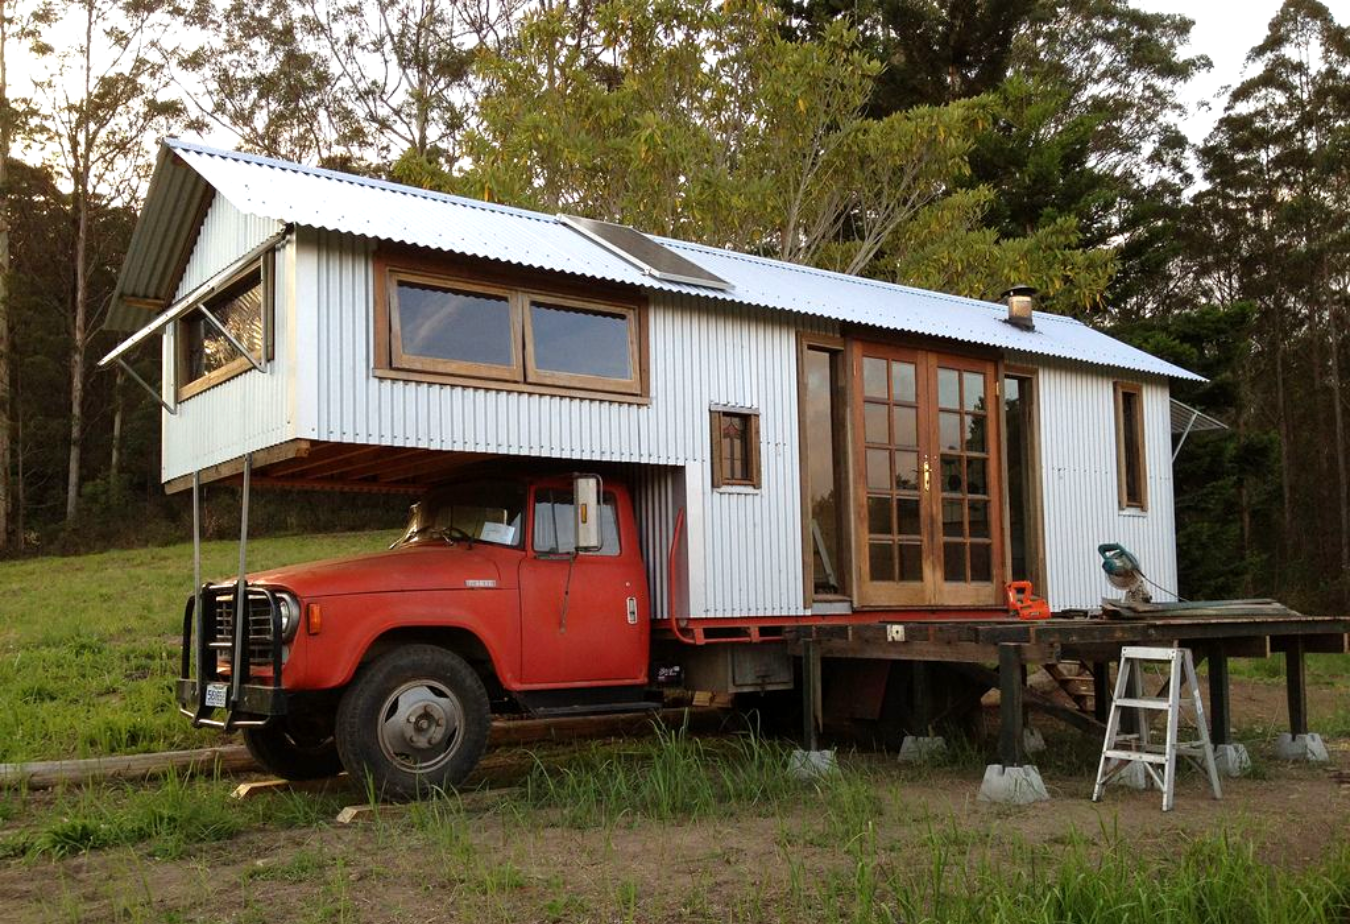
[275,591,301,642]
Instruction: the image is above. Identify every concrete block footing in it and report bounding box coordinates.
[788,749,838,780]
[1275,733,1329,762]
[1023,726,1047,755]
[898,736,947,763]
[1214,743,1251,777]
[1108,761,1151,790]
[977,764,1050,804]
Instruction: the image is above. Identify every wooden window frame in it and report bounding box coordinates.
[374,248,648,403]
[710,406,761,490]
[1002,366,1048,594]
[797,331,850,606]
[1114,381,1148,511]
[175,254,274,402]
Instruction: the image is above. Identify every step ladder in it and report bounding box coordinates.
[1091,645,1222,812]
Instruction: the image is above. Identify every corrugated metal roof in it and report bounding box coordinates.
[111,138,1200,381]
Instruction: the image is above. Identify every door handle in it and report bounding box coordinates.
[923,457,931,492]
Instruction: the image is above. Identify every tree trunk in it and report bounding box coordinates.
[65,183,89,522]
[0,0,11,550]
[1327,301,1349,579]
[110,365,122,489]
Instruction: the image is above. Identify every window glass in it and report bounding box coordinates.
[530,303,632,380]
[184,272,264,381]
[397,281,513,367]
[532,490,621,556]
[718,412,753,484]
[1121,388,1144,506]
[394,480,526,548]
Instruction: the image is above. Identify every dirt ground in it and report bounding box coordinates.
[1,676,1347,924]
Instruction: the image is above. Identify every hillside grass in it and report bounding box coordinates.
[0,530,397,764]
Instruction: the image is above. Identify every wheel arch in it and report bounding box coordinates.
[358,626,506,698]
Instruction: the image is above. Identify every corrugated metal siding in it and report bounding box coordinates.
[1030,358,1178,610]
[306,230,813,617]
[160,202,293,480]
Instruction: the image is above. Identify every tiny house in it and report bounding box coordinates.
[105,139,1200,622]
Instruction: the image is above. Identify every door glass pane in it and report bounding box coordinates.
[891,361,917,402]
[966,458,987,496]
[530,303,632,379]
[866,449,890,490]
[892,406,918,447]
[937,367,960,409]
[894,451,919,490]
[940,412,961,450]
[863,357,888,399]
[943,542,966,581]
[899,543,922,582]
[968,501,989,539]
[864,402,889,443]
[940,455,962,493]
[962,371,986,411]
[965,415,986,452]
[1005,374,1036,583]
[897,497,921,536]
[942,500,964,537]
[805,349,843,595]
[867,495,892,535]
[970,543,992,582]
[869,541,896,582]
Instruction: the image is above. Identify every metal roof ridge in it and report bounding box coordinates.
[652,234,1087,329]
[165,138,561,225]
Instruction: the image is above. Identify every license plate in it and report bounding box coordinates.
[204,682,229,708]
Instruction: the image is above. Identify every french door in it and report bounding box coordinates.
[852,343,1004,607]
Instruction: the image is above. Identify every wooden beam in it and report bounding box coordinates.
[263,443,380,478]
[163,440,312,494]
[121,295,167,311]
[269,445,401,480]
[998,644,1025,767]
[325,448,433,480]
[1092,661,1111,724]
[812,638,1059,664]
[247,476,428,495]
[1286,637,1308,737]
[0,745,253,789]
[1272,633,1349,654]
[1209,648,1231,746]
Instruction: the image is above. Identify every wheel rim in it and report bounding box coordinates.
[376,680,465,774]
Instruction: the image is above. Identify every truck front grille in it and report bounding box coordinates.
[214,589,276,669]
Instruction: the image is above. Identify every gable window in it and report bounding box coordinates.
[1114,382,1147,511]
[380,263,643,398]
[711,408,760,489]
[177,257,272,400]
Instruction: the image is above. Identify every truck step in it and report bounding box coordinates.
[527,701,663,719]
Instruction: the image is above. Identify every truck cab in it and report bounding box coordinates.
[176,473,653,797]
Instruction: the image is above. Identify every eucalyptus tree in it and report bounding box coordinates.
[36,0,183,520]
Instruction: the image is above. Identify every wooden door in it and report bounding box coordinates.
[853,343,1003,607]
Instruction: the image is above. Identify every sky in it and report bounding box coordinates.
[1134,0,1290,145]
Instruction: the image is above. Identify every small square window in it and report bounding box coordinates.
[711,409,760,489]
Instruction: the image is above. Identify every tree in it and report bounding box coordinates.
[459,0,1111,304]
[36,0,183,521]
[0,0,53,548]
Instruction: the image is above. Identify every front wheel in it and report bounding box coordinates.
[334,644,490,800]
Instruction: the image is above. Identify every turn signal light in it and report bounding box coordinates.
[306,602,322,635]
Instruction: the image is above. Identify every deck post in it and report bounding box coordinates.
[998,644,1024,768]
[1092,661,1111,724]
[1285,637,1308,737]
[801,637,820,752]
[1208,647,1231,746]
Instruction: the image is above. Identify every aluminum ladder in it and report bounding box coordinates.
[1091,645,1222,811]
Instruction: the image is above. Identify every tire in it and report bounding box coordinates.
[334,644,490,800]
[243,718,343,781]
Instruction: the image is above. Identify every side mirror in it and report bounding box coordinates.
[573,473,603,553]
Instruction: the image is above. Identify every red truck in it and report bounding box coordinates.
[176,472,728,797]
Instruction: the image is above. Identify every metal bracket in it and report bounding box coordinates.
[115,357,175,415]
[195,304,266,373]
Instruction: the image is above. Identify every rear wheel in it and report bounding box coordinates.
[242,718,342,781]
[335,644,490,800]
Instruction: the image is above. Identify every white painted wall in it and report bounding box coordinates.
[1027,358,1178,610]
[160,197,291,480]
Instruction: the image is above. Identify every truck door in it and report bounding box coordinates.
[518,486,647,686]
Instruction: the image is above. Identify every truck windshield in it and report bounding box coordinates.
[392,480,526,549]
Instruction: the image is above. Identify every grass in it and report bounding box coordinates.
[0,530,397,764]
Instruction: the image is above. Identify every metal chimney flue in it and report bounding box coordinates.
[1000,285,1038,330]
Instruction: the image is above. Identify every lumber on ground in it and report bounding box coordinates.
[0,745,254,790]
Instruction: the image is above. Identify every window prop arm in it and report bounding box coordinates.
[195,303,266,373]
[116,357,176,415]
